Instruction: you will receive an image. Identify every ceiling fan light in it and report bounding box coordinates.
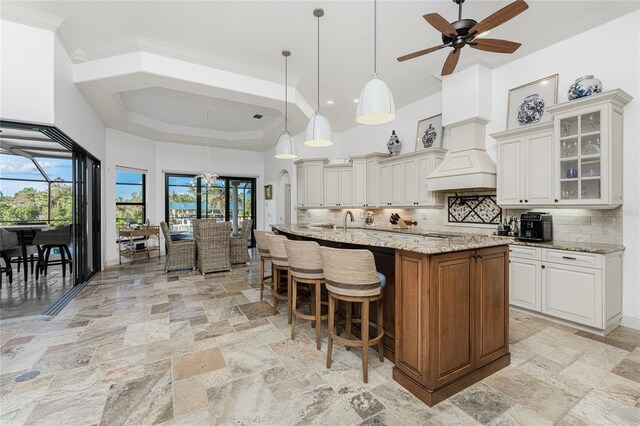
[304,111,333,147]
[356,74,396,125]
[275,131,298,159]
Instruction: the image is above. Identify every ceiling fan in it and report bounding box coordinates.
[398,0,528,76]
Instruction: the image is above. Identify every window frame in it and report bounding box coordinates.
[115,169,146,230]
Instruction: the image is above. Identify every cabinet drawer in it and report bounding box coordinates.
[509,245,541,260]
[542,249,602,269]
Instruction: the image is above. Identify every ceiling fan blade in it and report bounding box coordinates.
[397,45,447,62]
[470,38,521,54]
[441,49,460,76]
[423,13,457,37]
[469,0,529,36]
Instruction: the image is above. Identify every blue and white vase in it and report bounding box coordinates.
[517,94,545,126]
[568,75,602,100]
[387,130,402,156]
[422,124,437,148]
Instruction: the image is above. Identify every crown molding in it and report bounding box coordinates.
[0,4,65,32]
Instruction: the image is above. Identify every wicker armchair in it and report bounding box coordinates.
[32,225,72,280]
[160,222,195,272]
[230,219,253,264]
[194,220,231,274]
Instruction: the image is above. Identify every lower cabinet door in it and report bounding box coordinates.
[429,251,475,388]
[509,258,541,311]
[394,251,428,384]
[541,263,602,327]
[475,247,509,368]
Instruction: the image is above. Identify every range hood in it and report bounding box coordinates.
[427,64,496,191]
[426,117,496,191]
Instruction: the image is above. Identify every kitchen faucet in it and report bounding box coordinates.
[343,210,354,231]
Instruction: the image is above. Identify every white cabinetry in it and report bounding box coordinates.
[493,89,631,209]
[352,159,367,206]
[323,165,352,208]
[294,158,326,208]
[509,244,622,334]
[547,89,630,208]
[379,164,392,206]
[494,124,554,207]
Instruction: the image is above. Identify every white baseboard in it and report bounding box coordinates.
[621,316,640,330]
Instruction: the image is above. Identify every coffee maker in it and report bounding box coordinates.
[518,212,553,242]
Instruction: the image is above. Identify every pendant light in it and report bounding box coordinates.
[304,8,333,147]
[275,50,298,159]
[192,109,219,189]
[356,0,396,125]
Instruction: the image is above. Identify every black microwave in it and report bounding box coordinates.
[518,212,553,242]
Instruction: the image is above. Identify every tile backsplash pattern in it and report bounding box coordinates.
[296,195,623,246]
[448,195,502,225]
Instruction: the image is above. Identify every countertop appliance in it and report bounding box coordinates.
[518,212,553,242]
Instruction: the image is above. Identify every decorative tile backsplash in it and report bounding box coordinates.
[448,195,502,225]
[295,194,623,246]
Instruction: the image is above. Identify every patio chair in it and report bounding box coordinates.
[0,229,19,287]
[32,225,72,280]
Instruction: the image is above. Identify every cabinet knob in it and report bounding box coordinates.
[519,200,523,203]
[524,200,529,203]
[554,199,559,203]
[541,265,545,269]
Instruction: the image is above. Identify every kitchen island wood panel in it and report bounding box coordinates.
[273,225,510,406]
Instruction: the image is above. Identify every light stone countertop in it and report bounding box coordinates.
[271,224,509,255]
[271,224,625,255]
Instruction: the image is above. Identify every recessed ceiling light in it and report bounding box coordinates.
[326,100,335,105]
[353,98,359,103]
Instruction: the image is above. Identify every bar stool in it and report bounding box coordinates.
[284,240,329,350]
[253,230,274,301]
[320,247,385,383]
[265,234,292,324]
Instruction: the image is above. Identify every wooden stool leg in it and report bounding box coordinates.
[259,258,265,301]
[362,299,370,383]
[310,284,316,329]
[345,301,352,351]
[291,277,297,340]
[378,298,384,362]
[327,294,335,369]
[315,281,322,350]
[272,266,279,315]
[287,270,292,325]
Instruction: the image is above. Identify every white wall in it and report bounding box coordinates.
[0,20,55,124]
[105,130,265,264]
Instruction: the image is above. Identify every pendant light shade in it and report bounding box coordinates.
[356,0,396,125]
[274,50,298,159]
[305,8,333,147]
[192,110,219,189]
[356,74,396,124]
[275,130,297,159]
[304,111,332,147]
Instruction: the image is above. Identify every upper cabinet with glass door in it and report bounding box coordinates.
[547,89,631,208]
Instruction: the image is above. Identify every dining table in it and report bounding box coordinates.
[1,224,51,282]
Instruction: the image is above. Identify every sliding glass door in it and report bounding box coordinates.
[165,174,255,246]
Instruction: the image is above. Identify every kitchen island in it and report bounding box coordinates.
[272,224,510,406]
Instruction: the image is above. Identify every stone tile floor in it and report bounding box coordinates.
[0,263,72,320]
[0,251,639,425]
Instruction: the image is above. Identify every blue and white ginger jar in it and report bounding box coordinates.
[568,75,602,100]
[517,94,545,126]
[422,124,437,148]
[387,130,402,156]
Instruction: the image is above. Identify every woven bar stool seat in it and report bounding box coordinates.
[266,234,293,324]
[253,230,274,301]
[320,247,385,383]
[285,240,331,350]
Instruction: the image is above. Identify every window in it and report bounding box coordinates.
[0,154,73,226]
[115,169,145,231]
